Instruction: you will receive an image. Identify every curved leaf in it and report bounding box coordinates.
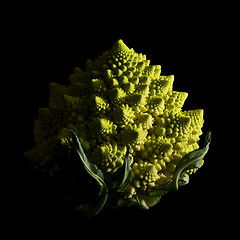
[172,131,211,190]
[136,194,162,210]
[111,145,132,192]
[118,145,132,191]
[71,130,104,180]
[104,145,132,209]
[71,130,108,217]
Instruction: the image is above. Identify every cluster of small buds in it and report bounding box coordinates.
[25,40,204,199]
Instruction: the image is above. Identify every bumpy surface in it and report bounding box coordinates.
[25,39,204,199]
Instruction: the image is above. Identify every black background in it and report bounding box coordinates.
[6,3,235,237]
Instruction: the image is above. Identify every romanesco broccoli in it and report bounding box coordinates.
[25,39,210,217]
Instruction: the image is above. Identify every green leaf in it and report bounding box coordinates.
[136,194,162,210]
[105,145,132,209]
[147,180,173,197]
[70,130,108,218]
[107,144,132,192]
[118,194,161,210]
[118,145,132,191]
[172,131,211,190]
[133,180,172,209]
[117,197,139,208]
[71,130,104,180]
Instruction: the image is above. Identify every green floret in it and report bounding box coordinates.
[91,141,127,174]
[25,39,210,216]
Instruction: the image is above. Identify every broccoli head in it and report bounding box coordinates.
[25,40,210,217]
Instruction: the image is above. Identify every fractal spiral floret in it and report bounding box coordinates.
[25,40,211,217]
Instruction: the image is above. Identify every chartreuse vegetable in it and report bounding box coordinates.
[25,39,211,217]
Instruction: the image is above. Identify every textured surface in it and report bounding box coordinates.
[25,39,204,199]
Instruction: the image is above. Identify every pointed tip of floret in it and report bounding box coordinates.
[114,39,128,50]
[111,39,131,56]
